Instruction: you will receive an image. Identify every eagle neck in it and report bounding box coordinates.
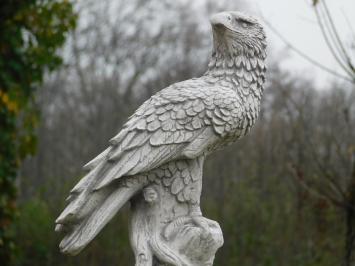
[204,50,266,100]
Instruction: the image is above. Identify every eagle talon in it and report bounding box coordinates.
[191,215,211,239]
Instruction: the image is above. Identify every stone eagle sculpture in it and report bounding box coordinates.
[55,11,267,265]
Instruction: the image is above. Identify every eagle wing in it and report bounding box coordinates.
[73,80,243,192]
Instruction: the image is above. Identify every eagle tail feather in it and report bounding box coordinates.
[56,178,142,255]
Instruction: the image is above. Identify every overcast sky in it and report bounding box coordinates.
[248,0,355,87]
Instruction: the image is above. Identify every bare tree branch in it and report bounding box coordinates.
[289,164,346,209]
[321,0,354,70]
[262,17,354,83]
[314,5,355,79]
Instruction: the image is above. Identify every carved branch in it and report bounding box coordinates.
[130,184,223,266]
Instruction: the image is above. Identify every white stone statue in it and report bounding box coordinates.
[55,11,267,266]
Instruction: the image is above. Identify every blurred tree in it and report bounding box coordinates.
[0,0,76,265]
[293,2,355,265]
[265,1,355,264]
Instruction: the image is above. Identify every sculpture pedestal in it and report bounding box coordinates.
[130,183,223,266]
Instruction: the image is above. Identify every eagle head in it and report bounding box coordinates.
[210,11,266,59]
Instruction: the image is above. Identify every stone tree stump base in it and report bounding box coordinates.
[130,184,223,266]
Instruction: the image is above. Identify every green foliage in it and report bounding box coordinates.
[14,199,53,266]
[0,1,76,264]
[14,199,134,266]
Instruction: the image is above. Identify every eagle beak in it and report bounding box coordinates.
[210,12,232,29]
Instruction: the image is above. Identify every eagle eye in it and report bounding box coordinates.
[237,18,253,28]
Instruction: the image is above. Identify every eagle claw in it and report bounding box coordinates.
[191,215,211,239]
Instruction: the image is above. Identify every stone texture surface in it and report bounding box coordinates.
[55,11,267,266]
[130,184,223,266]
